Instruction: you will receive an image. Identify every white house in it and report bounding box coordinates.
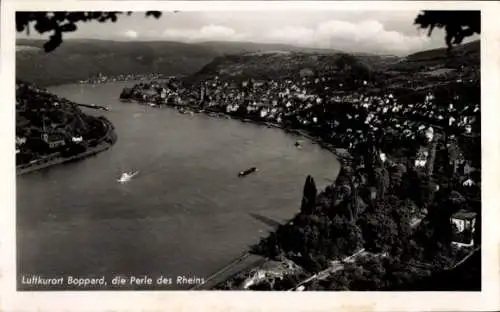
[425,127,434,142]
[72,136,83,143]
[16,136,27,145]
[451,210,477,248]
[463,178,475,187]
[414,147,429,168]
[379,152,387,163]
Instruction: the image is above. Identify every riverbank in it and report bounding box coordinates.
[117,84,479,291]
[170,103,353,164]
[171,107,349,290]
[119,97,346,291]
[17,116,117,176]
[171,104,462,291]
[191,252,267,290]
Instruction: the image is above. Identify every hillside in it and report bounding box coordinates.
[16,39,345,86]
[16,38,479,88]
[184,40,479,86]
[389,40,480,72]
[16,80,113,165]
[16,39,220,86]
[183,51,398,87]
[197,41,342,55]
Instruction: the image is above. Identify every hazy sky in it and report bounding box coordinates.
[17,11,478,55]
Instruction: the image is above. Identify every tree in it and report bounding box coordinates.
[414,10,480,51]
[374,166,390,200]
[358,195,401,253]
[329,215,364,258]
[349,174,361,221]
[388,163,407,192]
[361,139,379,186]
[301,175,317,215]
[16,12,162,52]
[401,168,436,208]
[426,137,439,178]
[316,184,335,213]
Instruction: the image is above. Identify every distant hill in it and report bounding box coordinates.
[405,40,479,62]
[16,38,479,87]
[389,40,480,72]
[16,39,343,86]
[182,41,478,85]
[183,51,388,85]
[197,41,346,55]
[16,39,220,86]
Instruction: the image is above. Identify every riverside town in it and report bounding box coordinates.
[15,10,481,291]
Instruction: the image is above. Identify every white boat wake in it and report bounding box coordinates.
[117,171,139,183]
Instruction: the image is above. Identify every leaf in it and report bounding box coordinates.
[67,12,85,23]
[44,31,62,53]
[34,19,52,34]
[427,25,435,37]
[16,23,26,32]
[146,11,162,19]
[43,39,59,53]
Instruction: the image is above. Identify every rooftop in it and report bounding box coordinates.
[451,209,477,220]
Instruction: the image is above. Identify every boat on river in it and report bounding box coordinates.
[238,167,258,177]
[117,171,139,183]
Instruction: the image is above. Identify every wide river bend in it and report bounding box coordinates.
[17,82,340,289]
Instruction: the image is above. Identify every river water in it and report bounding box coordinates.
[17,82,340,290]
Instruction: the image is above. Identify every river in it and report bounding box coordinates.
[17,81,340,290]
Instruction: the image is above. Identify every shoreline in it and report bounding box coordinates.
[168,106,349,290]
[164,105,472,290]
[17,117,117,176]
[203,109,351,161]
[134,98,353,163]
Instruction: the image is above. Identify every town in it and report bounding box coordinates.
[16,81,117,174]
[115,51,480,290]
[15,47,480,290]
[14,9,482,292]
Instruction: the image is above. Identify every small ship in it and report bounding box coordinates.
[238,167,258,177]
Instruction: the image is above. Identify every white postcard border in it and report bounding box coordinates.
[1,1,499,311]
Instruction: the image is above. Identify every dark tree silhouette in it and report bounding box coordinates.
[414,10,480,51]
[301,175,317,214]
[16,12,162,52]
[358,195,401,253]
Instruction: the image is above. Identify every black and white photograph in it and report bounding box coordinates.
[2,0,499,311]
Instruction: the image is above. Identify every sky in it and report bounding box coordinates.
[16,10,479,55]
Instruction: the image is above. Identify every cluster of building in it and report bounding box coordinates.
[198,76,477,159]
[197,74,480,248]
[121,73,480,255]
[16,82,102,164]
[123,74,479,188]
[119,78,184,105]
[80,73,166,85]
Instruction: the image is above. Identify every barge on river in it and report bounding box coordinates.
[238,167,258,177]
